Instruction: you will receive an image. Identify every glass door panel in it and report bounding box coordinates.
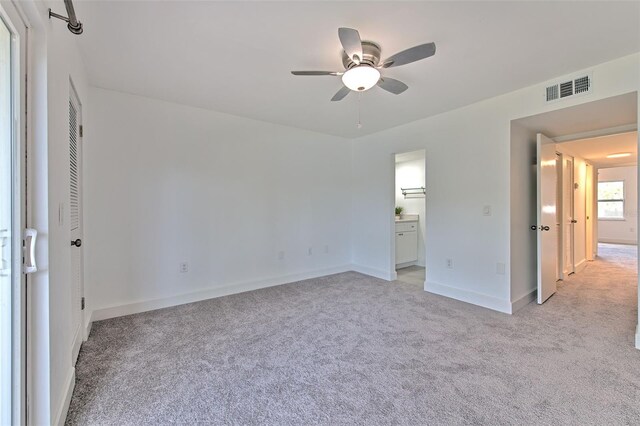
[0,14,13,426]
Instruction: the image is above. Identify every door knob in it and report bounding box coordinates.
[542,226,550,231]
[571,220,577,223]
[71,239,82,247]
[530,225,537,231]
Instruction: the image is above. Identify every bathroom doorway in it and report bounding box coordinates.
[393,150,426,287]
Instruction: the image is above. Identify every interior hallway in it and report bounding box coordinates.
[396,265,426,287]
[66,246,639,425]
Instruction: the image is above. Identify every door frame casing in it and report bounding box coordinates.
[389,150,427,282]
[68,78,84,364]
[563,154,576,275]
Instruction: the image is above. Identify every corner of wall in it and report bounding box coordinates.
[425,281,512,314]
[351,264,396,281]
[511,289,537,313]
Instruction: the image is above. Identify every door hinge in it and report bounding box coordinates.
[79,125,83,137]
[81,297,85,310]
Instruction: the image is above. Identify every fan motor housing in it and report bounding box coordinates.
[342,41,381,69]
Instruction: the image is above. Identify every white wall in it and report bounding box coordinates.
[598,166,638,244]
[395,157,426,266]
[21,1,90,424]
[84,88,352,320]
[509,123,537,310]
[352,54,639,314]
[44,6,90,425]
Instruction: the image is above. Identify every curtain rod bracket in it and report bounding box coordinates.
[49,0,83,35]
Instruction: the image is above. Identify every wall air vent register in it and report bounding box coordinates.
[545,74,592,102]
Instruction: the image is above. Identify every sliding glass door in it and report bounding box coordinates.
[0,12,14,424]
[0,3,25,424]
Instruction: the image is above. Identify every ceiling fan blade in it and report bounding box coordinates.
[338,27,363,64]
[377,77,408,95]
[291,71,341,76]
[331,86,351,102]
[382,42,436,68]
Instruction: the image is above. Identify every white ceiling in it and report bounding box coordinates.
[74,1,640,138]
[559,132,638,168]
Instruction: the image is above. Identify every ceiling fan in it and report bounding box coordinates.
[291,27,436,101]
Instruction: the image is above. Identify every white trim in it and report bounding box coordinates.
[425,280,512,314]
[598,238,638,245]
[636,324,640,350]
[70,325,81,366]
[83,311,93,341]
[351,264,395,281]
[395,261,418,269]
[553,124,637,143]
[53,368,75,426]
[511,289,537,313]
[574,258,588,273]
[92,265,352,321]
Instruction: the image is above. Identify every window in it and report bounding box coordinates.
[598,181,624,220]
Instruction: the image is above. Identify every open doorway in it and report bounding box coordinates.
[510,91,638,347]
[393,150,426,287]
[556,131,637,274]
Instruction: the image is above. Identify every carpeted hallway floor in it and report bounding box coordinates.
[66,244,639,425]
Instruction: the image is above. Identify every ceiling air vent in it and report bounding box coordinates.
[546,85,559,102]
[560,81,573,98]
[574,75,590,94]
[545,74,592,103]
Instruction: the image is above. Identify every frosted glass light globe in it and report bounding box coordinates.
[341,65,380,92]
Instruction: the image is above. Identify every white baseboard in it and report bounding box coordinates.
[425,280,511,314]
[54,368,75,426]
[598,238,638,245]
[71,325,82,365]
[575,258,588,273]
[636,324,640,350]
[511,288,537,313]
[351,264,395,281]
[92,264,352,322]
[84,311,93,341]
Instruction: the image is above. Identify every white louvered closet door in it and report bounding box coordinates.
[69,87,84,363]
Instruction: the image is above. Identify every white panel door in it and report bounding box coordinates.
[69,88,84,362]
[537,133,558,304]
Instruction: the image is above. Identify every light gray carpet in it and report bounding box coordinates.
[66,244,639,425]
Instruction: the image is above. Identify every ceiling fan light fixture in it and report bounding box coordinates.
[341,65,380,92]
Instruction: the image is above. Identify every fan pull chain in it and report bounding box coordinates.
[356,92,363,129]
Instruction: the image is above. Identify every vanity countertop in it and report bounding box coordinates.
[395,214,419,223]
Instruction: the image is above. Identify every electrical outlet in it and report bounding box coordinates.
[446,258,453,269]
[496,262,505,275]
[308,247,313,256]
[324,245,329,254]
[278,251,285,260]
[179,262,188,273]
